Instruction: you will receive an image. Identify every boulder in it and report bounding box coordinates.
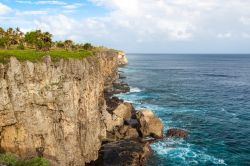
[124,128,139,139]
[166,128,188,139]
[113,103,133,120]
[86,140,151,166]
[102,111,124,132]
[137,109,164,138]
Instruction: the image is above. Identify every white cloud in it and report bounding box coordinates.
[16,0,32,4]
[3,0,250,52]
[16,10,48,16]
[63,3,83,9]
[240,16,250,25]
[242,33,250,38]
[34,14,78,38]
[217,33,232,38]
[16,0,66,5]
[36,1,67,5]
[0,3,12,15]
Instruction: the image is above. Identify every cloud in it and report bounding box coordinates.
[16,10,48,16]
[36,1,67,5]
[16,0,32,4]
[16,0,66,5]
[0,3,12,15]
[63,3,84,9]
[242,33,250,38]
[240,16,250,25]
[34,14,78,38]
[217,33,232,38]
[3,0,250,52]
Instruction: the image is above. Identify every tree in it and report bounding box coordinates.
[64,40,73,51]
[0,27,4,37]
[25,30,52,51]
[0,27,6,48]
[55,41,64,48]
[0,27,12,49]
[83,43,93,50]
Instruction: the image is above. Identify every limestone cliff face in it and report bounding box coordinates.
[0,52,126,166]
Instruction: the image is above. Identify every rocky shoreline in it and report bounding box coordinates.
[0,52,169,166]
[88,69,164,166]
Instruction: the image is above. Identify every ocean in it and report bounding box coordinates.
[116,54,250,166]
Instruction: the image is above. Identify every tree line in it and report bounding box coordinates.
[0,27,94,51]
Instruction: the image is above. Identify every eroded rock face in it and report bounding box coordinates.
[117,52,128,66]
[0,52,123,166]
[166,128,188,139]
[137,109,164,139]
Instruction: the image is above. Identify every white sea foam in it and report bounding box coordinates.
[130,87,142,93]
[151,138,227,165]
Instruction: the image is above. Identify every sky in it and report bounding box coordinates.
[0,0,250,53]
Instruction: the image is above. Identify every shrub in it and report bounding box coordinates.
[17,43,25,50]
[0,153,49,166]
[83,43,93,50]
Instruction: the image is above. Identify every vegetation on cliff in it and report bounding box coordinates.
[0,27,121,63]
[0,153,49,166]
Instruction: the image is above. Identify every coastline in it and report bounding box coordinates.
[0,52,164,166]
[88,54,165,165]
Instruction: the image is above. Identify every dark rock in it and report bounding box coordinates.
[166,128,188,139]
[125,119,140,128]
[106,97,124,113]
[86,140,151,166]
[112,82,130,94]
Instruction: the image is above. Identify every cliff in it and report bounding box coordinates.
[0,51,127,166]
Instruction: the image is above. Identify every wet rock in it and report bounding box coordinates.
[86,140,151,166]
[166,128,188,139]
[119,74,126,79]
[112,82,130,94]
[113,103,133,120]
[137,109,164,139]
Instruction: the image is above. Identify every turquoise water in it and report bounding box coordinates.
[117,54,250,166]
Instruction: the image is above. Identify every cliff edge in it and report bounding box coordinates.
[0,51,127,166]
[0,51,163,166]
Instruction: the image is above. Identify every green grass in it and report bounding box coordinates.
[0,153,49,166]
[0,49,93,63]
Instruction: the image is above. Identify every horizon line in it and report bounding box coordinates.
[126,53,250,55]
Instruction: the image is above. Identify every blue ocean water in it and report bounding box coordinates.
[117,54,250,166]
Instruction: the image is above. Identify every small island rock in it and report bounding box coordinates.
[166,128,188,138]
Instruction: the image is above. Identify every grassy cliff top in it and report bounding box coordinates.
[0,28,123,63]
[0,49,94,63]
